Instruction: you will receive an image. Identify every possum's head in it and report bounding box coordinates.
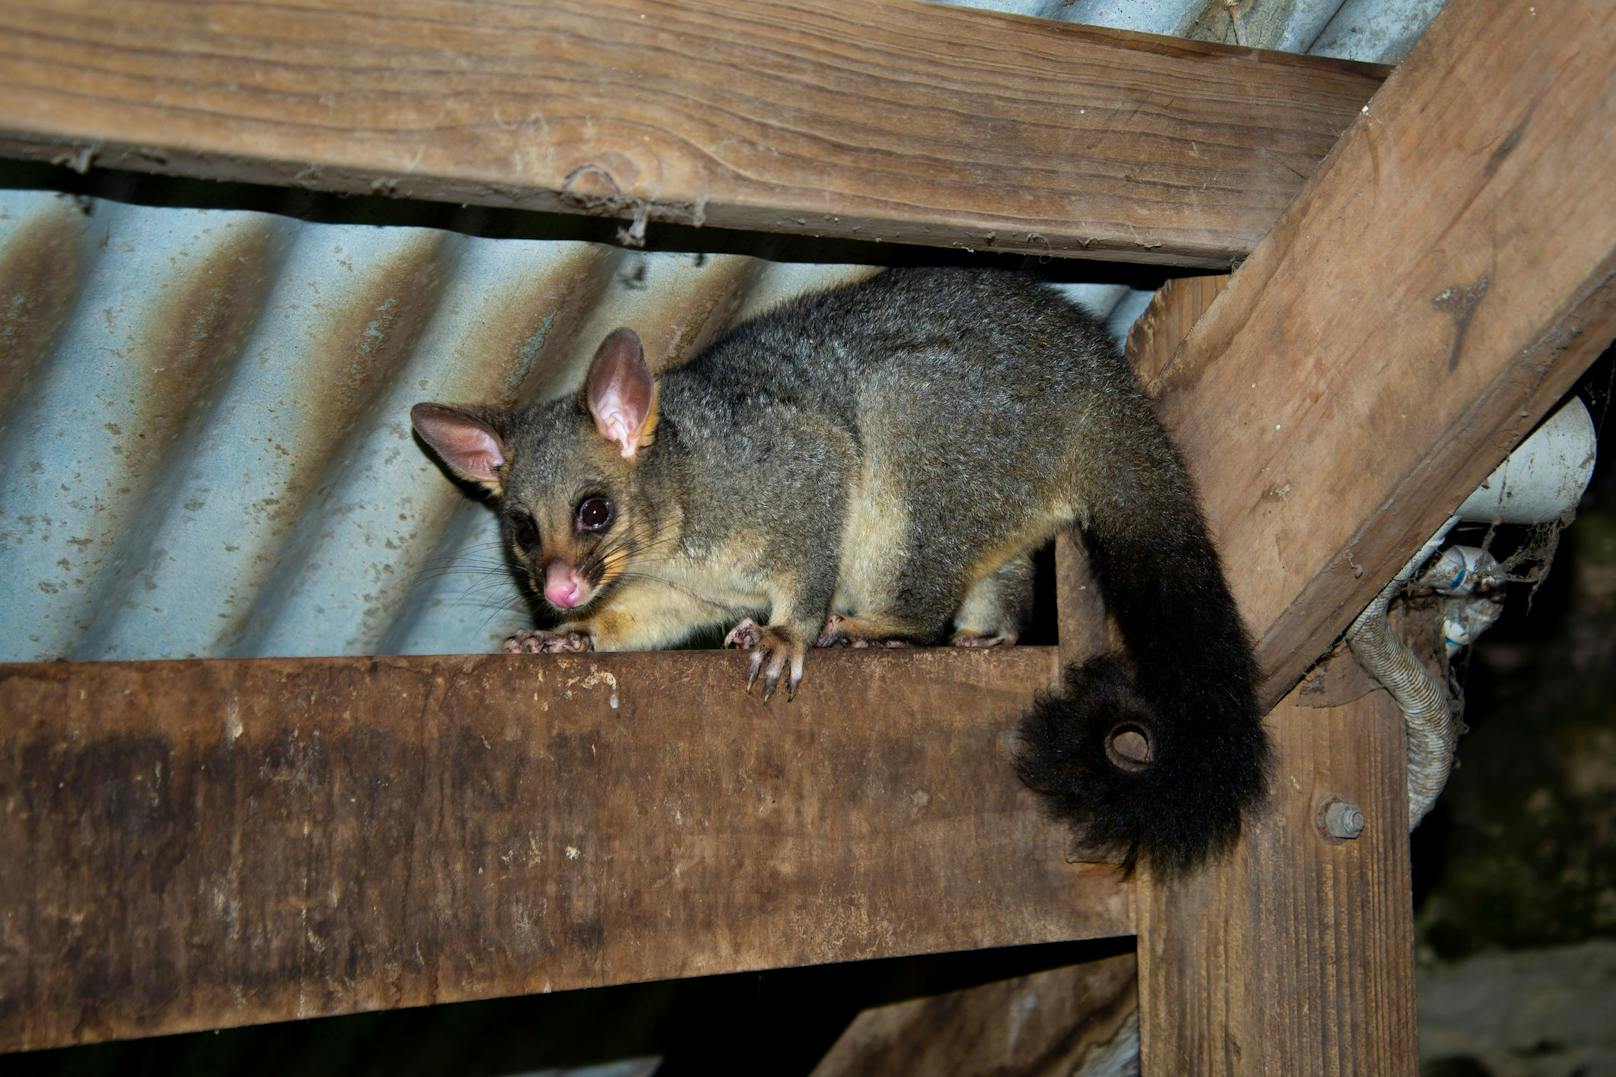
[410,328,671,615]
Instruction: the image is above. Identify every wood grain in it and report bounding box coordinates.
[0,0,1384,266]
[1135,687,1417,1075]
[1054,531,1112,669]
[1126,272,1232,395]
[812,946,1139,1077]
[1149,0,1616,709]
[0,647,1131,1052]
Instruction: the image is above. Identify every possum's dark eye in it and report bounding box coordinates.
[508,510,539,550]
[576,495,614,533]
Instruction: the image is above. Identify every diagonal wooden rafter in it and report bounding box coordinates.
[3,0,1616,1064]
[0,0,1385,266]
[1135,1,1615,1072]
[1147,0,1616,710]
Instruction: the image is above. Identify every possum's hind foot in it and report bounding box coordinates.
[814,614,914,649]
[949,629,1019,648]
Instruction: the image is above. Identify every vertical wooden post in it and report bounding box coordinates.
[1054,531,1111,666]
[1135,682,1417,1074]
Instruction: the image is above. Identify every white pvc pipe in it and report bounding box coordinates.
[1458,398,1597,525]
[1347,396,1598,829]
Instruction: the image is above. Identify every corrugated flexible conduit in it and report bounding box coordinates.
[1347,525,1459,828]
[1344,398,1597,829]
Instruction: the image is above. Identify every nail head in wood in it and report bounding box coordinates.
[1320,798,1366,841]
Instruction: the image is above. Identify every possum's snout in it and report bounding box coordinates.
[542,560,593,610]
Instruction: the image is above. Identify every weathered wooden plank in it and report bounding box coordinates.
[1116,191,1421,1077]
[1126,273,1231,395]
[0,0,1384,266]
[1135,686,1417,1075]
[1149,0,1616,709]
[812,945,1139,1076]
[1053,532,1111,669]
[0,647,1130,1052]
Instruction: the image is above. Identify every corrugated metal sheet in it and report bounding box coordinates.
[0,194,878,661]
[0,0,1444,664]
[954,0,1445,60]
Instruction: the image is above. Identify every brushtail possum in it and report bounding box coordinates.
[411,268,1267,874]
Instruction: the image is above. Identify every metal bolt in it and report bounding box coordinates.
[1321,799,1366,840]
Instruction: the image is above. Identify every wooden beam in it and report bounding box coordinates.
[0,0,1384,266]
[812,945,1138,1076]
[1146,0,1616,708]
[1135,685,1417,1074]
[1122,8,1616,1069]
[0,648,1130,1052]
[1126,273,1231,395]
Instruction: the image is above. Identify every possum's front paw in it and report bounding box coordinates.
[724,617,805,702]
[503,628,593,654]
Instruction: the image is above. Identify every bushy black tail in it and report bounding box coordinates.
[1016,477,1268,876]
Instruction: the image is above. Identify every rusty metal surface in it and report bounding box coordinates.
[0,193,878,660]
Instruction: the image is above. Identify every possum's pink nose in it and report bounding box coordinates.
[543,562,589,609]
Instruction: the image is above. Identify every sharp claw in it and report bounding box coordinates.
[761,652,786,701]
[732,623,809,701]
[787,653,804,701]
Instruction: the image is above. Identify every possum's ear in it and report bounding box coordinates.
[583,328,658,460]
[410,403,510,494]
